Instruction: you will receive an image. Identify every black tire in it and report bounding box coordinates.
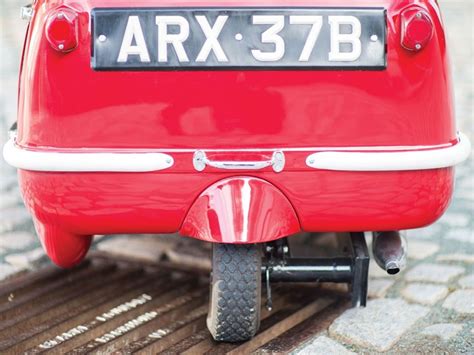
[207,244,262,342]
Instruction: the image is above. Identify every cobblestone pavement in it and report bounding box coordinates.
[1,0,473,353]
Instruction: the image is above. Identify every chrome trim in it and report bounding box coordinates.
[131,141,454,153]
[306,132,471,171]
[20,4,34,21]
[193,150,285,172]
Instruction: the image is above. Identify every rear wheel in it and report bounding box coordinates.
[207,244,262,342]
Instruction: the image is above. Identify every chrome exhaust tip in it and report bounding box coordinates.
[385,261,401,275]
[372,231,407,275]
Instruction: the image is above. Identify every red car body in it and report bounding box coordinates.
[4,0,470,267]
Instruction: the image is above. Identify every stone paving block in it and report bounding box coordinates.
[0,174,19,191]
[458,274,474,289]
[368,279,395,299]
[0,263,21,281]
[443,290,474,314]
[438,213,471,228]
[445,228,474,244]
[0,231,36,250]
[364,231,372,247]
[407,241,440,260]
[294,336,355,355]
[0,191,21,208]
[97,235,170,262]
[328,299,429,352]
[421,323,463,342]
[5,248,46,269]
[406,224,443,239]
[419,224,445,238]
[401,283,449,305]
[0,207,31,233]
[405,263,465,283]
[459,175,474,190]
[457,191,473,203]
[436,254,474,264]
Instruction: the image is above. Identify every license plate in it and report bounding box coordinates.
[92,8,386,70]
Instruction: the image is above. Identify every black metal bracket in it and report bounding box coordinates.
[349,232,370,307]
[262,232,370,307]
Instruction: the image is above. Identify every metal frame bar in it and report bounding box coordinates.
[349,232,370,307]
[263,232,370,307]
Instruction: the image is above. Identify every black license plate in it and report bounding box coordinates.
[92,8,386,70]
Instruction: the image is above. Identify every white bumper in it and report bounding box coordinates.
[2,139,174,172]
[306,132,471,171]
[2,132,470,173]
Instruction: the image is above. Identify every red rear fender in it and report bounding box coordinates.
[179,177,301,243]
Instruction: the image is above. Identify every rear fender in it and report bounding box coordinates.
[179,177,301,244]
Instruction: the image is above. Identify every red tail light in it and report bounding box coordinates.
[400,7,434,52]
[45,8,79,53]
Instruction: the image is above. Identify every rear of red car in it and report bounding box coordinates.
[3,0,470,342]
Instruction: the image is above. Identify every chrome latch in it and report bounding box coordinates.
[193,150,285,173]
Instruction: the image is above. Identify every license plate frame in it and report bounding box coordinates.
[91,7,386,71]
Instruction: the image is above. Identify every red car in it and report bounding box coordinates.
[3,0,470,341]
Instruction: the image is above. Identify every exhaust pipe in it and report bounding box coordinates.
[372,231,407,275]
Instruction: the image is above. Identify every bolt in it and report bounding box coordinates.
[283,246,289,254]
[416,12,422,19]
[166,158,172,164]
[415,43,422,50]
[58,44,65,50]
[57,12,65,19]
[98,35,107,43]
[308,159,315,165]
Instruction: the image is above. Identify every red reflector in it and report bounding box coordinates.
[400,8,434,52]
[45,8,79,53]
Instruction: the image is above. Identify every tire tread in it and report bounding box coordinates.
[207,244,261,342]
